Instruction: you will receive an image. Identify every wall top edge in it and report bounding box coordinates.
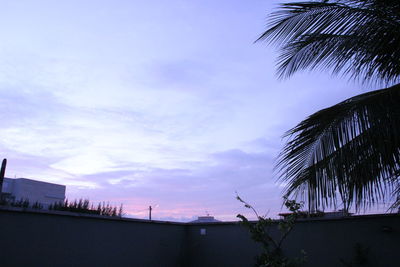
[0,206,398,226]
[0,206,186,225]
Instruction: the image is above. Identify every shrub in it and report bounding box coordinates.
[50,198,123,217]
[237,195,306,267]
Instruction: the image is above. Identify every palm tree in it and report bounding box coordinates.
[259,0,400,211]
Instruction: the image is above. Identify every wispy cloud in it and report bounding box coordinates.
[0,0,370,221]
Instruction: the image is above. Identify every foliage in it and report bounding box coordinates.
[258,0,400,84]
[258,0,400,211]
[0,197,30,208]
[12,198,30,208]
[277,84,400,211]
[49,199,124,217]
[237,195,306,267]
[32,201,43,210]
[0,197,123,217]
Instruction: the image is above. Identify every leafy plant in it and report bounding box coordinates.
[12,198,30,208]
[237,195,306,267]
[49,198,123,217]
[32,201,43,210]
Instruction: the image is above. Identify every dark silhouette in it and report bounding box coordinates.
[259,1,400,211]
[0,158,7,199]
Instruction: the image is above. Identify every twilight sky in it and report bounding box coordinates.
[0,0,375,221]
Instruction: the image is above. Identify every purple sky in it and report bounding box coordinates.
[0,0,381,221]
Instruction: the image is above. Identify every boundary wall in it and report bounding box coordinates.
[0,208,398,267]
[0,208,186,267]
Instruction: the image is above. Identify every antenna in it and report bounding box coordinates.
[149,204,159,220]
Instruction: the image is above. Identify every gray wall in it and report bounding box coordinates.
[0,208,186,267]
[185,215,400,267]
[0,208,399,267]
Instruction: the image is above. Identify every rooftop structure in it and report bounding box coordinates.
[1,177,65,207]
[190,215,220,223]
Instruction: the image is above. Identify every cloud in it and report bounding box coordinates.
[0,0,379,222]
[58,147,282,221]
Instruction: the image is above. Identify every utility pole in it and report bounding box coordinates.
[149,205,152,220]
[0,158,7,199]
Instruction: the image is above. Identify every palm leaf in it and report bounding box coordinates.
[277,84,400,210]
[258,1,400,84]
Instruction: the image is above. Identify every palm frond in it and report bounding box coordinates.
[259,1,400,84]
[277,84,400,211]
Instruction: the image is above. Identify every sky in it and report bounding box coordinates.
[0,0,378,221]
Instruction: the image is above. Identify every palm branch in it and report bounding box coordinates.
[259,1,400,210]
[277,84,400,210]
[258,0,400,84]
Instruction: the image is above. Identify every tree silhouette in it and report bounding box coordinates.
[260,1,400,211]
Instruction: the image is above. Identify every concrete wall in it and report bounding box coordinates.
[184,222,261,266]
[0,208,186,267]
[185,215,400,267]
[0,208,398,267]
